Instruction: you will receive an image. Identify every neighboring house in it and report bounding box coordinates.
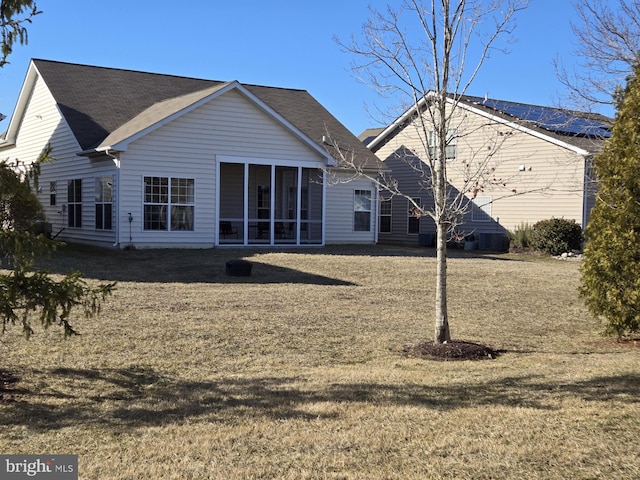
[365,94,611,247]
[0,59,385,248]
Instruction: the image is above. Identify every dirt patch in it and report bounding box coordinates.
[403,340,499,361]
[0,369,20,402]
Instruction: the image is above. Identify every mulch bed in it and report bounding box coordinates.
[0,370,20,402]
[403,340,499,361]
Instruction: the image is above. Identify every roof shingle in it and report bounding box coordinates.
[32,59,383,169]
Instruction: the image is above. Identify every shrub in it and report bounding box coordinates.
[509,222,533,251]
[530,218,583,256]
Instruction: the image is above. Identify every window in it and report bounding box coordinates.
[471,195,492,222]
[67,179,82,228]
[379,198,392,233]
[49,181,56,206]
[95,176,113,230]
[170,178,195,230]
[408,198,422,234]
[144,177,194,231]
[428,129,457,160]
[354,190,372,232]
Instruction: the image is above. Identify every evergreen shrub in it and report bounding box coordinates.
[530,218,583,256]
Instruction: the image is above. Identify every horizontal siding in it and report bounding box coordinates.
[377,154,436,245]
[119,89,327,247]
[374,105,588,242]
[325,172,378,244]
[132,90,324,162]
[1,75,118,246]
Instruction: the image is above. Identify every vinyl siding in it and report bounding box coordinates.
[325,171,378,244]
[119,89,326,248]
[374,104,588,243]
[376,154,436,245]
[1,75,118,246]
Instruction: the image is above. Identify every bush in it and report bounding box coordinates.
[530,218,583,255]
[509,222,533,251]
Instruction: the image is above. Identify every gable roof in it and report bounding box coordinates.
[358,127,385,145]
[366,93,612,156]
[6,59,383,169]
[97,82,233,151]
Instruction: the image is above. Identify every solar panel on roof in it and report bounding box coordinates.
[471,98,611,138]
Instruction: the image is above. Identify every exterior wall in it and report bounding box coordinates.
[376,153,436,245]
[0,74,118,246]
[119,89,327,248]
[325,170,379,244]
[3,80,375,249]
[373,104,588,245]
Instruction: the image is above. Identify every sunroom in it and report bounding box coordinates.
[216,158,325,246]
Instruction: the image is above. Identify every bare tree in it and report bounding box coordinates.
[556,0,640,109]
[334,0,528,344]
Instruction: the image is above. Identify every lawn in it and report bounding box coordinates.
[1,244,639,479]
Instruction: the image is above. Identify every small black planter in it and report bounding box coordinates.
[226,259,253,276]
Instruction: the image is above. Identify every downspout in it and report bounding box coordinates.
[105,149,121,248]
[374,186,379,244]
[582,155,593,228]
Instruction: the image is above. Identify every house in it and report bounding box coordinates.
[0,59,385,248]
[364,94,611,248]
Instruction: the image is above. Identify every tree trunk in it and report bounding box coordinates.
[434,220,451,344]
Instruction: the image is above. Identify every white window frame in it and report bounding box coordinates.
[354,189,372,232]
[143,176,195,231]
[49,181,56,206]
[95,176,113,230]
[407,197,422,235]
[379,197,392,234]
[67,179,82,228]
[428,129,457,160]
[471,195,492,222]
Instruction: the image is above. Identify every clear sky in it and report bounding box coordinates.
[0,0,613,137]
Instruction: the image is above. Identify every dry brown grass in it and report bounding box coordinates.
[1,244,639,479]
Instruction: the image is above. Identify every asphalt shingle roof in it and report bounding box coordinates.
[32,59,383,169]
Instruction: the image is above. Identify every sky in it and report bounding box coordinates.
[0,0,615,137]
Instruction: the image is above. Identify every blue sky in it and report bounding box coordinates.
[0,1,613,136]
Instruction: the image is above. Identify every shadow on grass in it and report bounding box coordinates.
[34,245,357,285]
[31,243,527,285]
[3,366,639,432]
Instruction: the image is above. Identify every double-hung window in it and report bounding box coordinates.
[67,179,82,228]
[428,129,457,160]
[144,176,194,231]
[354,190,372,232]
[170,178,195,230]
[471,195,492,222]
[408,198,422,234]
[379,198,392,233]
[49,181,57,206]
[95,176,113,230]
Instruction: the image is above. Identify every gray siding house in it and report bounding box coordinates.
[365,95,610,247]
[0,59,385,248]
